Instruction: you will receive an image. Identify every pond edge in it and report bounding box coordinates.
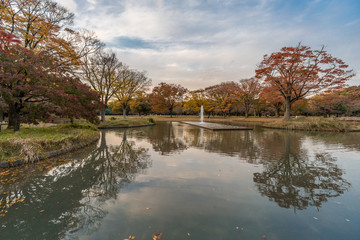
[0,132,100,168]
[97,123,155,129]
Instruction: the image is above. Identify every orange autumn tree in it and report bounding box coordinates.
[150,82,187,117]
[183,90,208,115]
[255,44,354,120]
[1,0,75,56]
[260,86,283,117]
[238,78,261,118]
[205,81,239,116]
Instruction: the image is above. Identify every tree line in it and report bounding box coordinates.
[0,0,357,132]
[109,80,359,119]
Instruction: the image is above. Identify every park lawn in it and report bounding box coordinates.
[262,117,359,132]
[151,115,360,132]
[98,116,155,128]
[0,123,99,162]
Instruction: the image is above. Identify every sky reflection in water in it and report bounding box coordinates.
[0,122,360,240]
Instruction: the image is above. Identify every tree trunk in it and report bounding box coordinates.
[284,97,291,121]
[100,109,106,122]
[245,111,248,118]
[0,112,2,132]
[122,103,127,119]
[8,104,21,131]
[275,107,279,118]
[8,106,15,129]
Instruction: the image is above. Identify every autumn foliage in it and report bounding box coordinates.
[0,39,100,131]
[256,44,354,120]
[150,83,187,117]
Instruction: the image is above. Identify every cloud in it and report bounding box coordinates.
[54,0,77,12]
[61,0,360,89]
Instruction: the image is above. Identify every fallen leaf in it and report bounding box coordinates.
[40,210,45,213]
[345,219,350,222]
[313,217,319,220]
[187,232,191,236]
[146,207,151,210]
[261,234,266,239]
[152,231,163,240]
[235,227,239,230]
[124,236,135,240]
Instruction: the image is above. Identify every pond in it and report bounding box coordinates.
[0,122,359,240]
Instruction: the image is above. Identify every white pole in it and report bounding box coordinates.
[200,105,204,123]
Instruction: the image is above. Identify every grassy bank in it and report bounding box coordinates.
[0,123,99,163]
[151,115,273,123]
[262,117,360,132]
[150,115,360,132]
[98,116,155,129]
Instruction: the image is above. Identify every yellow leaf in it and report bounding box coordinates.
[40,210,45,213]
[187,233,191,236]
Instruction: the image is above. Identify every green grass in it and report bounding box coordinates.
[97,117,155,128]
[262,117,352,132]
[0,123,99,162]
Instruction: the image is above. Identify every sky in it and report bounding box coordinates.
[56,0,360,90]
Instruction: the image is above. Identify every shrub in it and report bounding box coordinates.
[61,122,98,131]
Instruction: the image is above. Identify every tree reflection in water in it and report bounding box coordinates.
[253,133,351,211]
[146,122,187,155]
[0,130,151,240]
[156,123,351,211]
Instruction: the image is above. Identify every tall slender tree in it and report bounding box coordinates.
[114,69,151,119]
[80,50,125,121]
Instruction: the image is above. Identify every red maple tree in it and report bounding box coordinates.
[255,44,354,120]
[0,30,100,131]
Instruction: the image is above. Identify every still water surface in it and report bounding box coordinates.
[0,122,360,240]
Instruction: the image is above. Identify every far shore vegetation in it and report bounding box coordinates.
[97,116,155,129]
[149,115,360,132]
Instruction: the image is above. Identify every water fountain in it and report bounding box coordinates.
[200,105,204,123]
[182,105,253,131]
